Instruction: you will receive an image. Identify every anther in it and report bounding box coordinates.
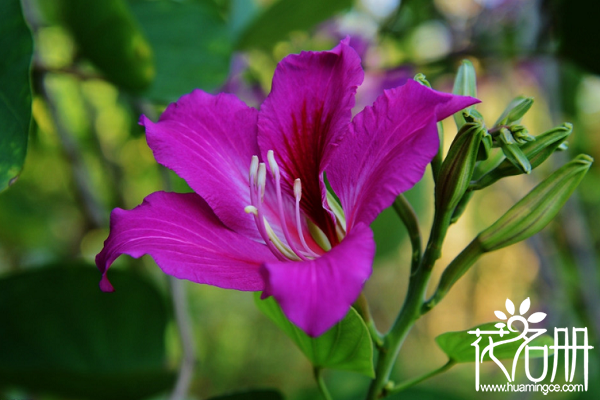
[294,178,302,199]
[267,150,279,177]
[244,205,258,215]
[249,155,259,183]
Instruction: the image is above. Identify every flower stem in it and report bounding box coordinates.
[392,195,422,274]
[365,266,432,399]
[385,360,456,395]
[422,239,483,314]
[169,278,197,400]
[314,367,333,400]
[421,210,453,272]
[366,199,455,399]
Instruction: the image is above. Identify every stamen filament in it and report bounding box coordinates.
[248,158,286,261]
[293,179,321,257]
[267,150,311,261]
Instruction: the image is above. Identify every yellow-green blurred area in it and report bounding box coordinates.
[1,0,599,399]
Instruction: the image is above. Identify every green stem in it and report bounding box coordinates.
[365,267,432,400]
[314,367,333,400]
[386,360,456,395]
[421,210,453,272]
[422,239,484,314]
[392,195,422,274]
[366,201,455,399]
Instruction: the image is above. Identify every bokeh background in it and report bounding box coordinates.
[1,0,599,399]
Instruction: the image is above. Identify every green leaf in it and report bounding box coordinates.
[0,264,175,399]
[0,0,33,192]
[436,323,554,363]
[57,0,155,92]
[254,293,374,377]
[129,0,233,102]
[236,0,353,50]
[207,389,285,400]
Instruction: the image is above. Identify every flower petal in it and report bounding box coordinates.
[328,80,480,228]
[140,90,261,240]
[96,191,276,292]
[260,222,375,337]
[257,38,364,240]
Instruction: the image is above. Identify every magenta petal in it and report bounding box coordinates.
[260,223,375,337]
[96,191,276,292]
[141,90,261,240]
[257,39,364,239]
[328,80,480,228]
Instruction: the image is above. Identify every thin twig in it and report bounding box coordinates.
[39,73,106,228]
[385,360,456,395]
[168,277,197,400]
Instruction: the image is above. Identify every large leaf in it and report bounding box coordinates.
[0,264,175,399]
[436,322,554,363]
[57,0,155,92]
[208,389,284,400]
[0,0,33,192]
[129,0,233,102]
[254,293,374,377]
[236,0,353,50]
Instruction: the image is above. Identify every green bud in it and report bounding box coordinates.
[500,137,532,174]
[498,127,516,145]
[453,60,477,129]
[413,73,432,88]
[494,96,534,127]
[472,123,573,190]
[478,154,593,252]
[436,123,485,212]
[512,125,536,144]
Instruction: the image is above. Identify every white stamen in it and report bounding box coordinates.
[267,152,310,261]
[244,154,327,261]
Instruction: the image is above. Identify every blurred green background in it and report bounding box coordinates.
[1,0,599,399]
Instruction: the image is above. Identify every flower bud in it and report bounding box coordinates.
[413,73,432,88]
[452,60,477,129]
[472,123,573,190]
[494,96,534,127]
[499,132,532,174]
[512,125,536,144]
[436,122,485,213]
[477,154,593,252]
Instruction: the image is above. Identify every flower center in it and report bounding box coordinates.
[244,150,333,261]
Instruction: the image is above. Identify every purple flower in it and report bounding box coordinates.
[96,39,478,337]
